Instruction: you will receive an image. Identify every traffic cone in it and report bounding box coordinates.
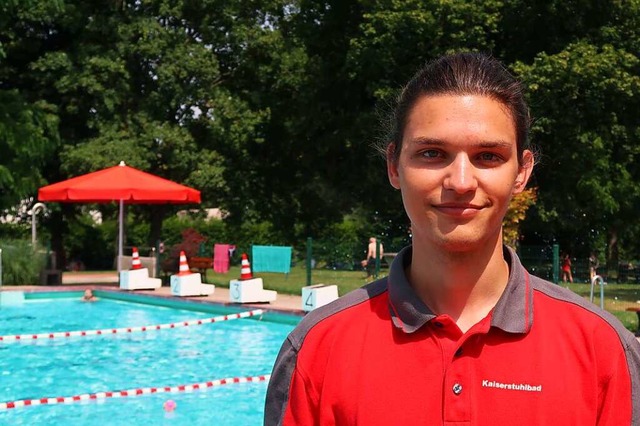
[240,253,253,280]
[178,251,191,276]
[131,247,142,270]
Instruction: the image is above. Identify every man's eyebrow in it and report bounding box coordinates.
[476,140,512,149]
[409,137,444,146]
[408,137,512,149]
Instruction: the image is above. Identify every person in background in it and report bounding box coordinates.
[81,289,98,302]
[265,52,640,425]
[589,252,599,281]
[361,237,384,279]
[561,253,573,283]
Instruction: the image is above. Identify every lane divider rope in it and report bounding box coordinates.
[0,374,271,410]
[0,309,264,343]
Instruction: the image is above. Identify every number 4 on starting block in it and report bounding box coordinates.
[301,284,339,312]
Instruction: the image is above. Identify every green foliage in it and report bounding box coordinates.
[0,91,59,209]
[64,213,115,270]
[160,215,285,262]
[348,0,502,99]
[314,214,366,268]
[0,223,30,240]
[0,239,46,285]
[515,42,640,265]
[3,0,640,268]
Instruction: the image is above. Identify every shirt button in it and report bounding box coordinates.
[452,383,463,395]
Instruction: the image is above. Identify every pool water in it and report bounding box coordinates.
[0,295,295,425]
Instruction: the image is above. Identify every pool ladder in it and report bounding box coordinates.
[589,275,605,309]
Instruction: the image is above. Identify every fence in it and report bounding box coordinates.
[517,245,558,283]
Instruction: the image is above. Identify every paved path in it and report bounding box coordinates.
[61,271,119,284]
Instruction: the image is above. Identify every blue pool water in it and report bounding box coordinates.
[0,293,296,425]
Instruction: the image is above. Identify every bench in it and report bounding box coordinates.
[626,307,640,337]
[188,256,213,276]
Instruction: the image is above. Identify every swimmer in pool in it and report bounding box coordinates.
[81,289,98,302]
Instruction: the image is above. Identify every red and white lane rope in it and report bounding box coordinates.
[0,309,264,343]
[0,374,271,410]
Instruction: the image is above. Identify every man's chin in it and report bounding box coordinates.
[432,233,487,253]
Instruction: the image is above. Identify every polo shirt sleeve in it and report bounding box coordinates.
[596,328,640,425]
[264,336,320,426]
[281,365,319,425]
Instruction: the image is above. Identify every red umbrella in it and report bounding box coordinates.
[38,161,201,270]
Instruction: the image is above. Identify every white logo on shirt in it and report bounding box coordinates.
[482,379,542,392]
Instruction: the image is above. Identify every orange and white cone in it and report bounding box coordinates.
[240,253,253,280]
[131,247,142,270]
[178,251,191,276]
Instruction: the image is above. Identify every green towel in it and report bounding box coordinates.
[251,246,292,273]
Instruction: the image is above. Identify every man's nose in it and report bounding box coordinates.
[443,155,478,193]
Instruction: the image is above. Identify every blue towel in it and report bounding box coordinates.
[251,246,292,274]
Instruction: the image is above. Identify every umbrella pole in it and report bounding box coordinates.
[118,199,124,271]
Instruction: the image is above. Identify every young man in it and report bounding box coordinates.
[265,52,640,425]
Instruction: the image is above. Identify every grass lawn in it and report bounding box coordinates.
[203,264,376,296]
[204,266,640,333]
[564,282,640,333]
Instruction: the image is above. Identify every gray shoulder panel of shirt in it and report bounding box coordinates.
[286,277,388,351]
[528,274,640,425]
[528,274,635,342]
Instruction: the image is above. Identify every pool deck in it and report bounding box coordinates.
[2,271,306,317]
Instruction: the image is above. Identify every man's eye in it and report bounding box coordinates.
[421,150,441,159]
[479,152,500,162]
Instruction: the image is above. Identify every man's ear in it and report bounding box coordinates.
[513,150,534,194]
[387,143,401,190]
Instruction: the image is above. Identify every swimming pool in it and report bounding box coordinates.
[0,292,297,425]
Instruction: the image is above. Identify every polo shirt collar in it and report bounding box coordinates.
[387,245,533,335]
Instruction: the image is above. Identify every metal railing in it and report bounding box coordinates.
[589,275,605,309]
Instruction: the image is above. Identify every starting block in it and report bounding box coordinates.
[301,284,339,312]
[119,268,162,290]
[229,278,277,304]
[170,273,215,297]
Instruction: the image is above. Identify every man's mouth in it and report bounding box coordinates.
[433,203,484,217]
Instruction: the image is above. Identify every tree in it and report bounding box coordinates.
[503,188,537,249]
[4,1,268,264]
[515,42,640,275]
[4,0,640,271]
[0,1,62,211]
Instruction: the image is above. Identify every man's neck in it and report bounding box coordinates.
[407,237,510,333]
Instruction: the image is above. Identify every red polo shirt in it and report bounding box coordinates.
[265,246,640,426]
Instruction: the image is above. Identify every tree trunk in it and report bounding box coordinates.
[48,208,70,272]
[148,205,167,249]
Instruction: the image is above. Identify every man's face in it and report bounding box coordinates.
[387,94,532,253]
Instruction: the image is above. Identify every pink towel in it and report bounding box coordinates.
[213,244,235,273]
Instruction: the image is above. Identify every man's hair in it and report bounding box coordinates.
[381,52,532,165]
